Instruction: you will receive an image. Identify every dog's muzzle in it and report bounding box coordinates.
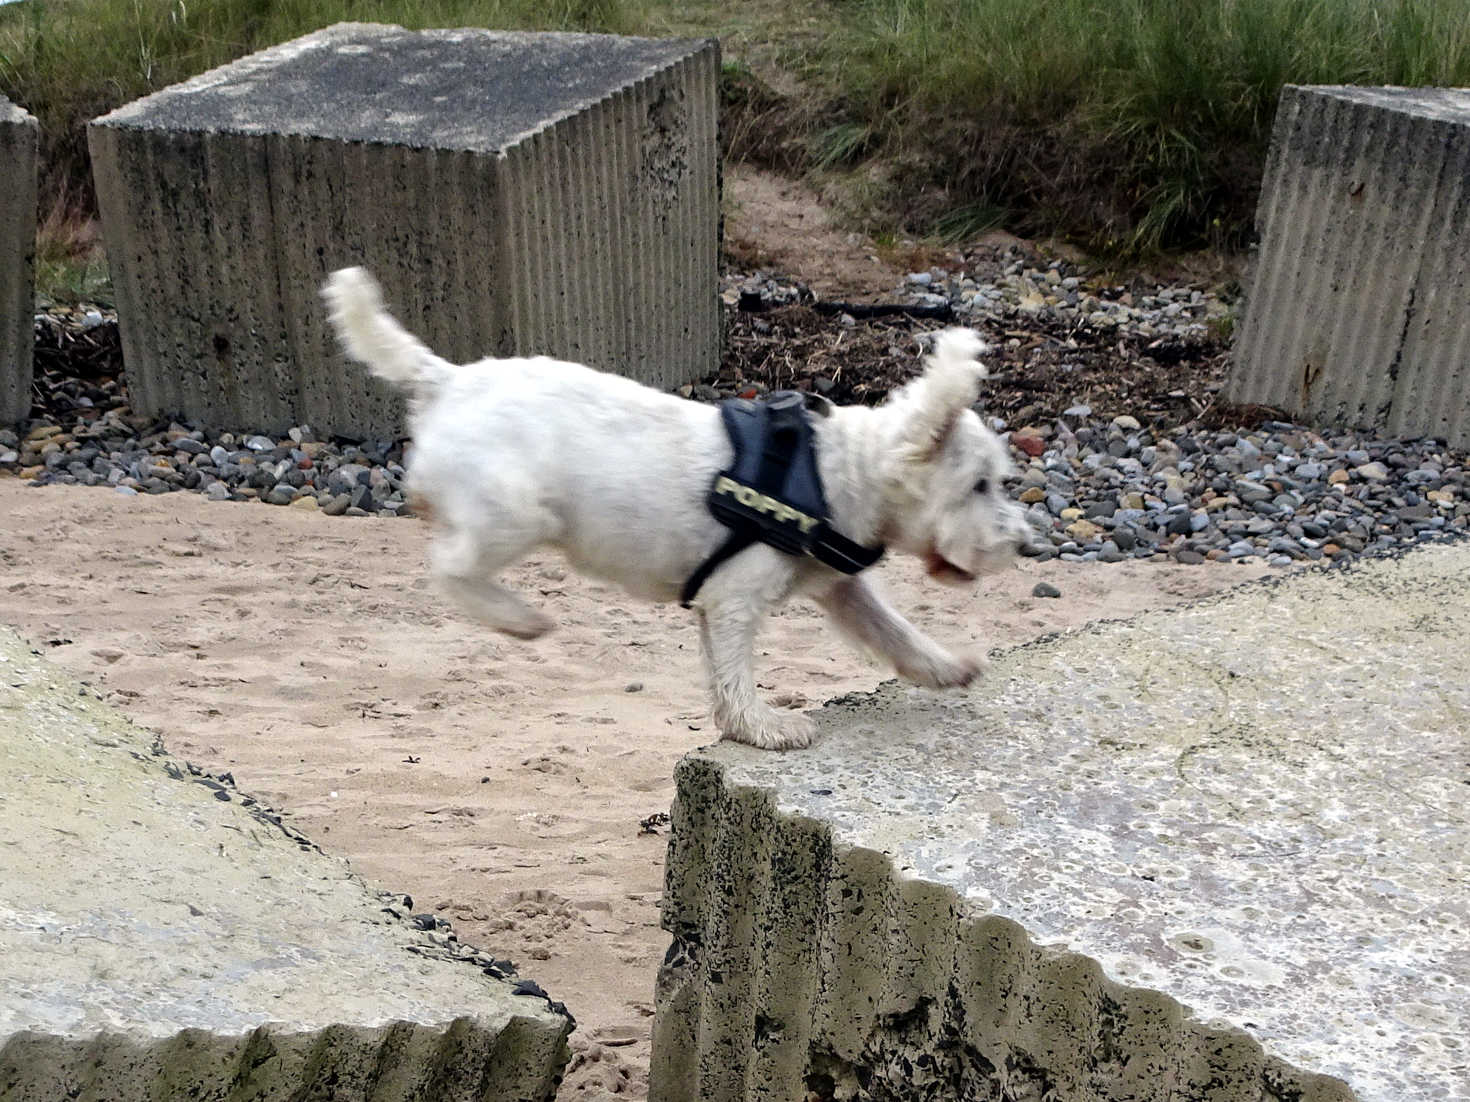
[925,551,977,584]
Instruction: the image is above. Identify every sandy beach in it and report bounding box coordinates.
[0,479,1271,1097]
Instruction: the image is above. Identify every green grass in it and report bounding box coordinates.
[4,0,1469,267]
[812,0,1470,251]
[0,0,636,212]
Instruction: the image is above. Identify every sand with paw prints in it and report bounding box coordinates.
[0,479,1271,1098]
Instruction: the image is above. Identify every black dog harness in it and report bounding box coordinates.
[680,391,885,607]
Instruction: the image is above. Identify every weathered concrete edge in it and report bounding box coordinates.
[651,758,1357,1102]
[0,96,37,427]
[91,22,719,152]
[0,624,574,1102]
[1,1014,568,1102]
[1226,83,1470,447]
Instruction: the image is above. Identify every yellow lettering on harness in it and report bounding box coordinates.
[713,477,819,534]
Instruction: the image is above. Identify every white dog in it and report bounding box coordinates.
[323,268,1029,750]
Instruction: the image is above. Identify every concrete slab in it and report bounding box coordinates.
[89,22,719,439]
[0,95,37,427]
[0,625,571,1100]
[1228,86,1470,447]
[653,540,1470,1102]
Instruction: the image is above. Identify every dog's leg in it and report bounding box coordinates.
[813,574,983,689]
[428,528,554,640]
[696,557,815,750]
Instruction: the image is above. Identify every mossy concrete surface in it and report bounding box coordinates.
[654,540,1469,1101]
[0,625,571,1101]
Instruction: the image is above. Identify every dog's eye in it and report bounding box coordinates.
[974,478,991,495]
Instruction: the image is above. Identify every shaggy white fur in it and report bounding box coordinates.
[323,267,1030,750]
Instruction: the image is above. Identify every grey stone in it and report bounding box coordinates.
[1165,512,1194,536]
[652,541,1470,1102]
[1031,581,1061,598]
[1,96,37,426]
[0,626,570,1100]
[89,23,720,439]
[329,462,371,494]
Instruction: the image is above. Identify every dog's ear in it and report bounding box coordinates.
[898,329,990,461]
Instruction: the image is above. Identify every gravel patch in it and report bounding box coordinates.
[8,253,1466,568]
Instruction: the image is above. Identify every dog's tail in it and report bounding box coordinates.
[928,328,990,379]
[321,267,454,395]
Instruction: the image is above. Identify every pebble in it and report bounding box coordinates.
[1032,582,1062,598]
[8,396,412,516]
[13,270,1470,570]
[1009,420,1467,567]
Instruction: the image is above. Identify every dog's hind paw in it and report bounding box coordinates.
[500,609,556,640]
[720,709,817,751]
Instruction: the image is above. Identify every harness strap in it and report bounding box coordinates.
[679,529,756,608]
[811,523,886,575]
[680,392,883,608]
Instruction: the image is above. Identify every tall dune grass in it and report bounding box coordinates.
[0,0,631,215]
[814,0,1470,250]
[3,0,1468,264]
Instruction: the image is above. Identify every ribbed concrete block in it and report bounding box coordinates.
[0,95,37,426]
[1228,86,1470,446]
[0,624,571,1101]
[652,541,1470,1102]
[88,23,719,439]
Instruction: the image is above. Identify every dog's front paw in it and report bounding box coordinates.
[898,651,986,690]
[719,708,817,751]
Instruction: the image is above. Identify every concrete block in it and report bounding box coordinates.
[89,23,720,439]
[1228,86,1470,446]
[652,541,1470,1102]
[0,624,571,1100]
[0,95,37,426]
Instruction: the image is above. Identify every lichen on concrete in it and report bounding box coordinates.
[0,625,571,1100]
[653,541,1470,1101]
